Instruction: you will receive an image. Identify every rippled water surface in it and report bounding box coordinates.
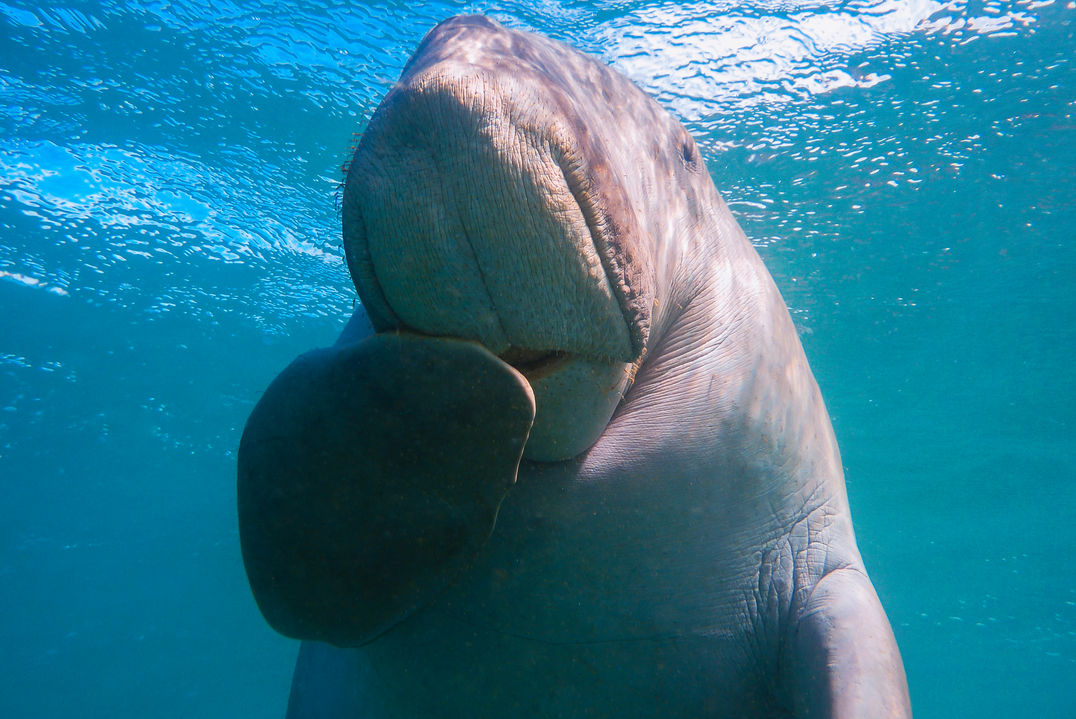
[1,1,1073,717]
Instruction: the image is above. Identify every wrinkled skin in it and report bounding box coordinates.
[240,15,911,719]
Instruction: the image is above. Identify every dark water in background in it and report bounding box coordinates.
[1,0,1073,716]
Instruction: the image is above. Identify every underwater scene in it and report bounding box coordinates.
[1,0,1073,717]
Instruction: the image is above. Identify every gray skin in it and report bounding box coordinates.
[244,15,911,719]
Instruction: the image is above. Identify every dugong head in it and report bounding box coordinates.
[239,14,713,647]
[343,15,705,461]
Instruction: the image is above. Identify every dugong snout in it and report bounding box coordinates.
[340,15,703,460]
[343,14,653,364]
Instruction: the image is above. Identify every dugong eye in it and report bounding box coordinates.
[680,140,698,171]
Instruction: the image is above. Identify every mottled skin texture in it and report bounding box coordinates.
[274,15,910,719]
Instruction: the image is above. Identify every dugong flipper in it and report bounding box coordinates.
[240,14,911,719]
[238,331,534,645]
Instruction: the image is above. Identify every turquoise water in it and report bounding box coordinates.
[1,0,1073,716]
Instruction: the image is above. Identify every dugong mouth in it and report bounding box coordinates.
[498,346,561,373]
[341,16,654,367]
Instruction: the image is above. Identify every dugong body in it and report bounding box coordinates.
[239,15,911,719]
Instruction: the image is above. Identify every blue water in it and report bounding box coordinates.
[1,0,1073,716]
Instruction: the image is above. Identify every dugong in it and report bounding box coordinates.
[237,15,911,718]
